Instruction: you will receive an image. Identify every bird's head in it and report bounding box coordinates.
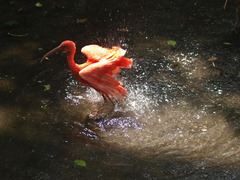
[40,40,76,63]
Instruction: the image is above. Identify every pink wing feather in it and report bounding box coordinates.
[79,45,132,101]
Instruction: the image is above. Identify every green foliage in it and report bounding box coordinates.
[7,33,28,37]
[40,104,49,110]
[167,40,177,47]
[35,2,43,7]
[74,160,87,167]
[43,84,51,91]
[223,42,231,45]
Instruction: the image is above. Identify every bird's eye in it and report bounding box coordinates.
[60,44,68,50]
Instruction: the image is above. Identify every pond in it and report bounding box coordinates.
[1,0,240,179]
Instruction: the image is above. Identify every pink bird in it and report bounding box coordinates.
[41,40,133,102]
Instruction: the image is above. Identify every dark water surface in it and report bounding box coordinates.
[1,0,240,179]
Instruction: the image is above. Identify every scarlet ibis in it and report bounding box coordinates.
[40,40,133,102]
[224,0,240,30]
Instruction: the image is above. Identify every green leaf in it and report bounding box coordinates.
[167,40,177,47]
[7,32,28,37]
[5,21,17,25]
[223,42,231,45]
[35,2,43,7]
[41,104,49,110]
[74,160,87,167]
[43,84,51,91]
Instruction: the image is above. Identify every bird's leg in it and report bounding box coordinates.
[87,99,114,121]
[86,83,113,104]
[87,100,105,120]
[102,93,116,105]
[102,93,110,102]
[86,92,114,121]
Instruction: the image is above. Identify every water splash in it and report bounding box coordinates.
[60,50,240,168]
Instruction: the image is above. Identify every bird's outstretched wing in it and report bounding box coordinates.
[79,45,132,101]
[81,45,112,63]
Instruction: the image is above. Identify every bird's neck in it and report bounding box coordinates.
[67,49,92,81]
[67,49,82,76]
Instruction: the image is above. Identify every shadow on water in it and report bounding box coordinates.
[1,0,240,179]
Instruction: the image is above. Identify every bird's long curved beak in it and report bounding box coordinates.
[40,46,61,63]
